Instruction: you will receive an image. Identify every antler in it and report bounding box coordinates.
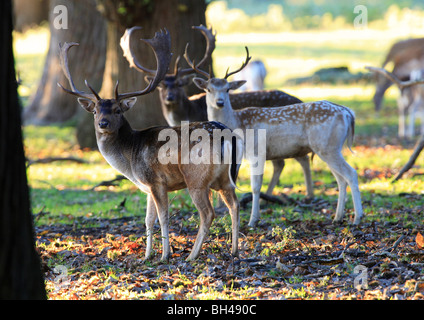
[366,66,424,90]
[116,29,172,101]
[122,25,216,79]
[224,46,251,79]
[183,42,211,79]
[57,42,100,102]
[121,27,156,76]
[174,25,216,77]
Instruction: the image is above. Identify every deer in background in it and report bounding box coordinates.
[233,59,267,92]
[367,66,424,138]
[57,30,242,262]
[121,25,313,200]
[373,38,424,112]
[186,46,363,226]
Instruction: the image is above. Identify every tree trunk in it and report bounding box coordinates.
[95,0,209,129]
[23,0,106,126]
[0,0,46,299]
[13,0,49,32]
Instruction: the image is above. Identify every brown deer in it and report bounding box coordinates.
[373,38,424,112]
[57,30,242,262]
[186,46,363,226]
[367,66,424,138]
[121,25,313,200]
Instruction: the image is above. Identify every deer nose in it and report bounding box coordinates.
[216,99,225,107]
[98,120,109,129]
[166,93,175,101]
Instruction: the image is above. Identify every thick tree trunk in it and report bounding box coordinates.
[23,0,106,126]
[13,0,49,32]
[0,0,46,299]
[96,0,209,128]
[78,0,209,149]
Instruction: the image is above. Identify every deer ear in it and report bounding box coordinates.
[77,98,95,113]
[121,97,137,112]
[229,80,246,91]
[193,77,208,91]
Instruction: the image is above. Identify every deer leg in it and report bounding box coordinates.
[265,159,284,195]
[296,155,314,199]
[144,193,158,261]
[318,152,363,225]
[218,187,240,257]
[149,188,170,262]
[248,170,264,228]
[186,188,215,261]
[329,170,348,223]
[398,100,407,138]
[408,98,420,139]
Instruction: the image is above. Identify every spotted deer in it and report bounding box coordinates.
[57,30,242,262]
[186,47,363,226]
[367,66,424,139]
[121,25,313,199]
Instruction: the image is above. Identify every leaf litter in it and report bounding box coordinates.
[35,193,424,300]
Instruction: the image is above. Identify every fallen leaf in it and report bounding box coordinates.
[416,232,424,249]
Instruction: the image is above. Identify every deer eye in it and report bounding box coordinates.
[115,109,121,115]
[93,110,97,115]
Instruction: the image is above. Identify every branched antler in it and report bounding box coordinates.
[366,66,424,90]
[183,43,211,79]
[224,47,252,79]
[57,42,99,102]
[116,29,172,101]
[122,25,216,79]
[59,29,172,102]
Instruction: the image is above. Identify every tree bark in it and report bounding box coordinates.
[95,0,209,129]
[0,0,46,299]
[23,0,106,126]
[13,0,49,32]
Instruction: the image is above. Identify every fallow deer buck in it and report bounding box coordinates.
[185,46,364,226]
[121,25,313,199]
[367,66,424,139]
[57,30,242,262]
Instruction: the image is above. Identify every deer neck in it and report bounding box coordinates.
[159,91,193,126]
[95,118,135,177]
[207,99,240,130]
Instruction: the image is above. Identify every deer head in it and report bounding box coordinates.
[58,29,172,135]
[121,25,216,108]
[185,45,251,110]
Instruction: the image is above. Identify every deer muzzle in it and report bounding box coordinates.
[98,120,110,129]
[216,98,225,107]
